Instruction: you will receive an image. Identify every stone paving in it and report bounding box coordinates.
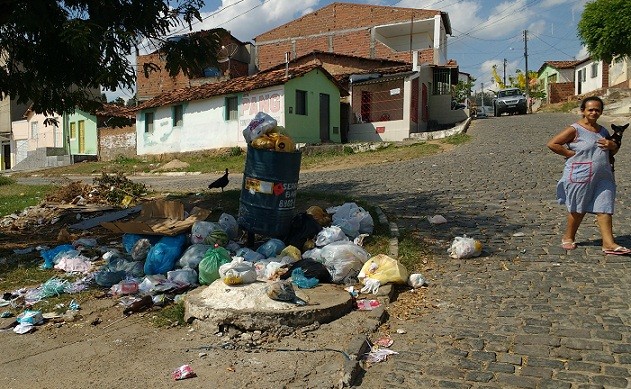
[298,113,631,388]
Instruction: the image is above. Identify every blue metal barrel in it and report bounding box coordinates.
[238,146,301,238]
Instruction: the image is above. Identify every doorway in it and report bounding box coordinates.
[319,93,330,142]
[3,144,10,170]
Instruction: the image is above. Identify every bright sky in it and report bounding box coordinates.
[107,0,590,100]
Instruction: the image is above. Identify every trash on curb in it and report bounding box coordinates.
[364,347,398,364]
[427,215,447,224]
[356,299,381,311]
[171,364,197,380]
[448,235,482,259]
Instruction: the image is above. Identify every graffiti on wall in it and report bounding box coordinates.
[239,90,284,127]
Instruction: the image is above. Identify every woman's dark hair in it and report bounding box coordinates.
[580,96,604,111]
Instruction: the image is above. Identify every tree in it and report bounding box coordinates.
[578,0,631,63]
[452,78,476,103]
[0,0,221,116]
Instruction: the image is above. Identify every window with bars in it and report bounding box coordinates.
[173,105,184,127]
[30,121,38,139]
[352,79,404,123]
[145,112,154,133]
[432,68,452,95]
[295,90,307,115]
[225,96,238,120]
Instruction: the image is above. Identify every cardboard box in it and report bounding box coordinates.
[101,200,210,236]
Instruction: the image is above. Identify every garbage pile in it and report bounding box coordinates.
[243,112,295,152]
[0,173,146,231]
[1,201,427,335]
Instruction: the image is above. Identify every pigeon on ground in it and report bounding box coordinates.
[266,280,307,305]
[208,168,229,192]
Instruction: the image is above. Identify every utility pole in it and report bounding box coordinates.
[524,30,531,113]
[503,58,507,87]
[481,82,485,109]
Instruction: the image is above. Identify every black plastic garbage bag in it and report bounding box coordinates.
[280,259,332,283]
[284,213,322,251]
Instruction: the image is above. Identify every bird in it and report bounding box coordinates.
[208,168,229,191]
[266,280,307,305]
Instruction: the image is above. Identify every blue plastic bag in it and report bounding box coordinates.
[144,234,187,275]
[256,239,286,258]
[291,268,319,289]
[122,233,160,253]
[40,244,74,269]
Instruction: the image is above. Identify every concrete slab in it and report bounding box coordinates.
[184,281,353,332]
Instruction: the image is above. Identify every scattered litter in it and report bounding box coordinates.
[512,232,526,237]
[13,323,35,334]
[396,328,407,334]
[13,247,34,255]
[427,215,447,225]
[408,273,427,288]
[448,235,483,259]
[171,364,196,380]
[365,347,398,364]
[375,336,394,348]
[356,299,381,311]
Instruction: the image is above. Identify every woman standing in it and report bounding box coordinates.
[547,96,629,254]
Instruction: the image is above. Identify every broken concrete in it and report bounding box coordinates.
[185,281,353,332]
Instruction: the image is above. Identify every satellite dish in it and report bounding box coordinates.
[217,43,239,64]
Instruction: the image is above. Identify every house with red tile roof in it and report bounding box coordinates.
[133,64,346,155]
[537,60,581,104]
[253,2,460,141]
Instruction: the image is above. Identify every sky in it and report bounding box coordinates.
[106,0,591,101]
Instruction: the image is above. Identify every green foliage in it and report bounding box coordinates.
[343,146,355,155]
[452,79,476,102]
[0,176,15,186]
[578,0,631,63]
[229,146,243,157]
[0,1,220,116]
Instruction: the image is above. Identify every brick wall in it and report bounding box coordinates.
[255,3,440,70]
[98,125,136,161]
[136,33,250,101]
[549,82,575,104]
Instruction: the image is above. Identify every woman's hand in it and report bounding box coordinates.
[597,139,618,151]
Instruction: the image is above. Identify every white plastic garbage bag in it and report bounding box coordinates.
[219,257,257,285]
[320,241,370,283]
[448,235,483,259]
[328,202,374,238]
[315,226,349,247]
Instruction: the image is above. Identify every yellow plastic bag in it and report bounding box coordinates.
[251,134,276,150]
[279,245,301,261]
[358,254,408,285]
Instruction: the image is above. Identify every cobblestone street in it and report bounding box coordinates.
[298,112,631,388]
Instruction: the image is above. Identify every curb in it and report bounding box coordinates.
[340,206,399,387]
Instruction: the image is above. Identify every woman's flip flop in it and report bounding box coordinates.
[561,240,577,250]
[602,246,631,255]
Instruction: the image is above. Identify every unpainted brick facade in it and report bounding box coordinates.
[549,82,574,104]
[136,32,250,101]
[255,3,442,71]
[98,125,136,161]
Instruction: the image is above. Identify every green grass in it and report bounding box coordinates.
[0,181,54,216]
[152,301,186,327]
[441,133,471,145]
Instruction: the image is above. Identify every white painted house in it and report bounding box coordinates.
[134,64,346,155]
[575,57,606,95]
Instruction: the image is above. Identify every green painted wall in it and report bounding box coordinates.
[538,65,558,96]
[65,109,98,155]
[283,70,341,144]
